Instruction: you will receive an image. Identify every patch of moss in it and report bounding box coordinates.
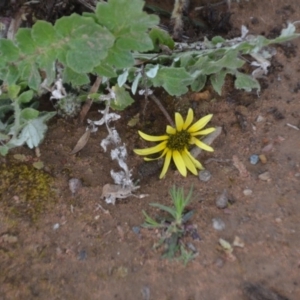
[0,162,55,222]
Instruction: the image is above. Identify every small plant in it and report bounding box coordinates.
[143,185,198,264]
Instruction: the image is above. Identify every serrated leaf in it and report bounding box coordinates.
[110,85,134,110]
[18,60,40,90]
[7,85,21,100]
[31,20,57,46]
[149,27,174,51]
[217,50,245,69]
[17,90,34,104]
[63,66,90,86]
[93,63,117,78]
[21,108,39,120]
[15,28,36,54]
[106,45,134,68]
[210,69,227,95]
[55,14,115,73]
[18,112,56,148]
[37,49,57,84]
[151,67,193,96]
[96,0,158,51]
[234,71,260,92]
[0,39,19,62]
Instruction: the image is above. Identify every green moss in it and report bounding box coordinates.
[0,161,55,222]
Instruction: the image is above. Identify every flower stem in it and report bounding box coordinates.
[150,94,175,127]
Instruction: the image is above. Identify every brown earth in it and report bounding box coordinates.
[1,1,300,299]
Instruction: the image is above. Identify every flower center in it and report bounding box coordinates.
[167,130,191,151]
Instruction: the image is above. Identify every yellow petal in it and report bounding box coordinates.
[190,127,215,136]
[172,150,187,177]
[175,112,184,132]
[183,108,194,130]
[144,148,168,161]
[185,148,204,169]
[159,149,172,179]
[191,137,214,152]
[138,130,168,142]
[166,125,176,135]
[181,150,197,175]
[188,114,213,133]
[134,141,167,156]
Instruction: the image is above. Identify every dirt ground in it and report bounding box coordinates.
[1,0,300,299]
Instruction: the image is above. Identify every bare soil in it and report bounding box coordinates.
[1,1,300,299]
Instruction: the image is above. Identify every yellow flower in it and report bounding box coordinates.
[134,108,215,179]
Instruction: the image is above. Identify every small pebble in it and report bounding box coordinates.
[259,154,267,164]
[243,189,253,196]
[78,250,87,261]
[199,170,212,182]
[53,223,60,230]
[233,236,244,248]
[187,242,197,253]
[132,226,140,235]
[256,115,265,122]
[258,171,271,181]
[250,154,259,165]
[212,218,225,231]
[69,178,82,195]
[215,257,224,268]
[216,189,228,209]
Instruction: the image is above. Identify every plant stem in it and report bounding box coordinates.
[150,94,175,127]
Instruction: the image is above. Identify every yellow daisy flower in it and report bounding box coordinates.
[134,108,215,179]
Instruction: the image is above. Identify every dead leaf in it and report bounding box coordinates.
[70,129,91,155]
[232,155,249,178]
[127,113,139,127]
[33,161,44,170]
[13,154,27,161]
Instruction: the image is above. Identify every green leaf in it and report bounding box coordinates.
[96,0,158,51]
[191,73,207,92]
[21,108,39,120]
[31,20,57,46]
[37,49,57,84]
[93,63,117,78]
[149,27,175,51]
[106,45,134,68]
[55,14,115,73]
[5,65,19,85]
[150,203,177,219]
[211,36,225,44]
[0,39,19,62]
[110,85,134,110]
[7,85,21,100]
[63,66,90,86]
[15,28,36,54]
[234,71,260,92]
[151,67,194,96]
[18,112,56,149]
[17,90,34,104]
[0,145,9,156]
[210,69,227,95]
[217,50,245,70]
